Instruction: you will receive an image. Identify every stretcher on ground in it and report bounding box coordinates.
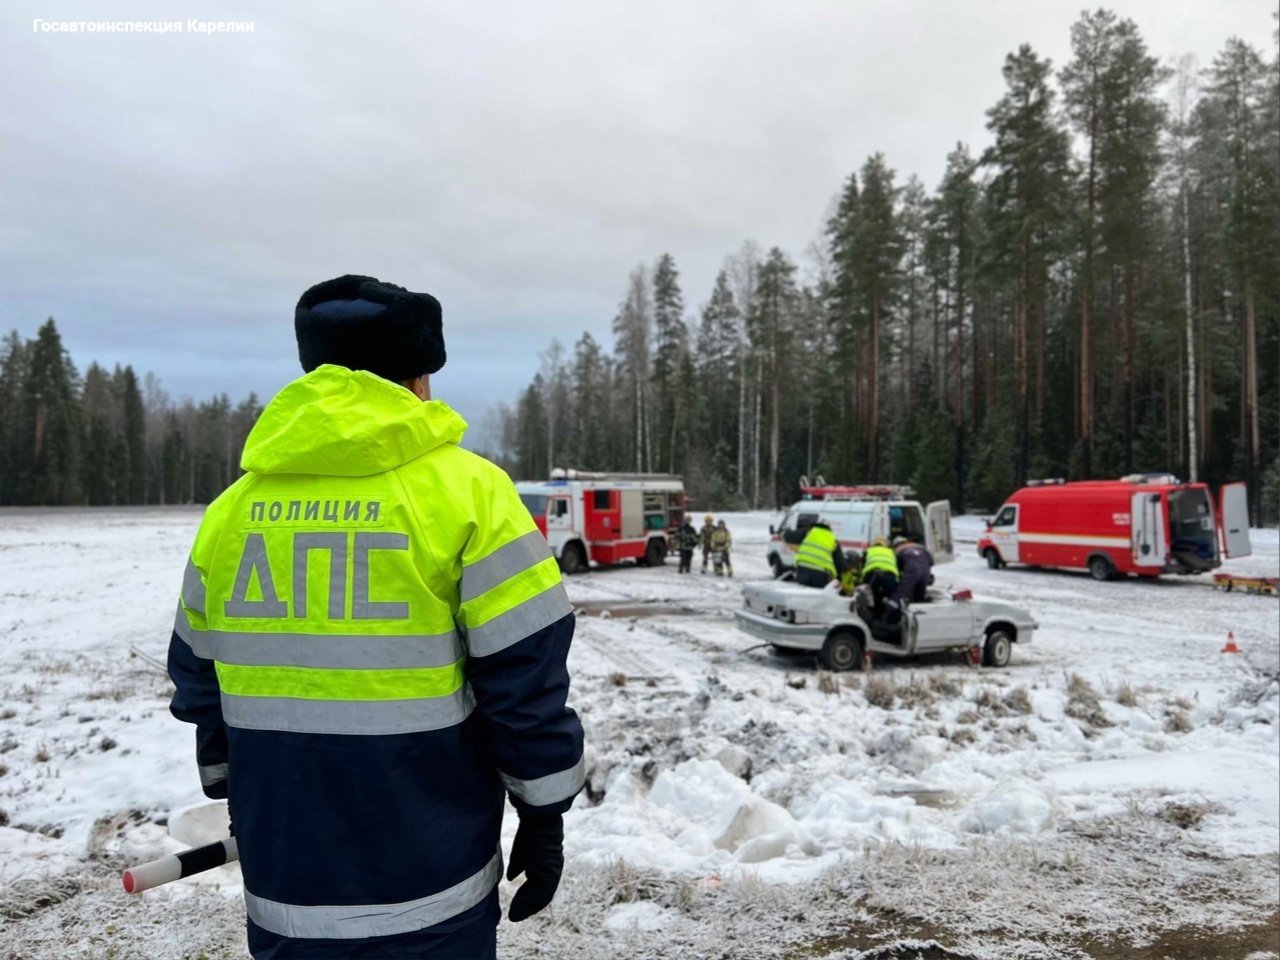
[1212,573,1279,596]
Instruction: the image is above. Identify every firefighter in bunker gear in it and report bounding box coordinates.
[710,520,733,577]
[167,275,584,960]
[674,515,699,573]
[700,514,716,573]
[794,520,847,589]
[859,537,900,621]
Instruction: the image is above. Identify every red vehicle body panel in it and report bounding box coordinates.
[978,479,1224,577]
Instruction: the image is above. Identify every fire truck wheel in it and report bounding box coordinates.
[1087,555,1115,582]
[983,627,1013,668]
[984,548,1003,570]
[559,543,587,575]
[643,538,667,567]
[820,631,864,672]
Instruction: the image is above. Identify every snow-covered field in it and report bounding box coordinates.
[1,507,1277,959]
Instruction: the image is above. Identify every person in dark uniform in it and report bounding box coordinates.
[892,536,934,606]
[675,515,699,574]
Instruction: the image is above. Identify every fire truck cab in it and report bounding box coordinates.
[766,478,955,579]
[516,469,686,574]
[977,475,1251,580]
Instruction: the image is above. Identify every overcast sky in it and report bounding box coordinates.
[2,1,1272,448]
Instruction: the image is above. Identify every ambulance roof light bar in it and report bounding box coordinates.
[799,483,917,501]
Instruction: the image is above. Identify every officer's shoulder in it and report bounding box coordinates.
[201,474,256,527]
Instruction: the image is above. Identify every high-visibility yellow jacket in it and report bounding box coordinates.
[167,365,583,947]
[795,524,843,577]
[861,543,899,579]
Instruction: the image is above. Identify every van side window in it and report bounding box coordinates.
[994,505,1017,527]
[797,513,819,531]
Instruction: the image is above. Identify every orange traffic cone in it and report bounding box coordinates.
[1221,632,1241,654]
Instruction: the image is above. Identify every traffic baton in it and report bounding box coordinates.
[122,837,239,893]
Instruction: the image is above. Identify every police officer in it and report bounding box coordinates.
[794,520,846,588]
[675,514,699,574]
[859,536,900,620]
[892,535,934,605]
[168,275,585,959]
[699,514,716,573]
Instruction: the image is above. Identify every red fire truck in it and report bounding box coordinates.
[516,469,686,573]
[977,474,1251,580]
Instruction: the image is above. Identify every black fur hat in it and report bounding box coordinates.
[295,275,445,381]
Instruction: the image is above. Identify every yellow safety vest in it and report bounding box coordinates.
[796,525,838,576]
[861,544,899,578]
[176,365,569,740]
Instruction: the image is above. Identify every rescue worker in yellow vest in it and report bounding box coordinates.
[859,537,900,622]
[167,275,584,960]
[794,520,847,588]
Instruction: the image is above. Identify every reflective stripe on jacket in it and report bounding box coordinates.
[861,544,899,578]
[795,525,838,576]
[168,365,584,944]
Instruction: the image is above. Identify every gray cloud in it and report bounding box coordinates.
[1,0,1270,436]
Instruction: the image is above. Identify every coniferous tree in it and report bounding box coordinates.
[16,319,82,505]
[0,331,28,504]
[850,154,903,479]
[986,44,1072,484]
[117,365,148,504]
[651,254,688,472]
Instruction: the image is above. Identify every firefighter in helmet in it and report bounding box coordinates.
[710,520,733,577]
[794,520,847,589]
[699,513,717,573]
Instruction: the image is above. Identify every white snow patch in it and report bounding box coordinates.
[603,901,675,931]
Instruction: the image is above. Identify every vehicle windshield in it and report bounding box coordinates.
[519,494,549,516]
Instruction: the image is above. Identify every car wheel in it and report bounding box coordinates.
[769,555,784,579]
[1088,555,1114,581]
[643,538,666,567]
[983,628,1013,668]
[820,631,863,672]
[984,548,1003,570]
[559,543,587,575]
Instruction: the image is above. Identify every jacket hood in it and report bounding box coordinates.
[241,365,467,477]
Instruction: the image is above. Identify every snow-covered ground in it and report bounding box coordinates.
[1,507,1277,959]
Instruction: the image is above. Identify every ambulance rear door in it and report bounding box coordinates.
[926,500,955,564]
[1218,483,1252,558]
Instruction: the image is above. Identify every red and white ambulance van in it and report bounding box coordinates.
[977,474,1251,580]
[516,469,686,573]
[766,481,955,578]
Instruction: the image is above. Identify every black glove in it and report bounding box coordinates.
[506,814,564,922]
